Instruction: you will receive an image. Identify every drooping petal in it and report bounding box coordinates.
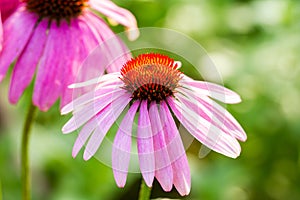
[60,16,104,108]
[180,76,241,104]
[112,101,139,187]
[84,12,131,73]
[168,97,241,158]
[177,87,246,141]
[33,21,71,111]
[149,102,173,192]
[0,8,37,82]
[83,93,131,160]
[160,101,191,196]
[62,89,126,133]
[89,0,139,41]
[59,19,86,108]
[72,115,100,158]
[137,100,155,187]
[9,19,48,103]
[68,72,121,89]
[176,91,240,141]
[61,82,123,115]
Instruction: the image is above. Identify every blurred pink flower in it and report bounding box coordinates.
[0,0,138,111]
[61,53,247,196]
[0,0,20,21]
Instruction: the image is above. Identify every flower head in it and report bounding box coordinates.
[62,53,247,196]
[0,0,139,111]
[23,0,89,23]
[121,54,182,102]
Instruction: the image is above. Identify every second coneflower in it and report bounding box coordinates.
[0,0,138,111]
[62,53,247,196]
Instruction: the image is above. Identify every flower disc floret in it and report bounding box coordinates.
[23,0,88,22]
[120,53,182,102]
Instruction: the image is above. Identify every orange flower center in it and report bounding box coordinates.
[23,0,88,23]
[121,53,182,102]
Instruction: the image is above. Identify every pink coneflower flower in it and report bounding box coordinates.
[0,0,138,111]
[61,53,247,196]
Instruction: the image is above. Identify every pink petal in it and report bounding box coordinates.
[60,17,100,108]
[168,97,241,158]
[84,12,131,73]
[83,94,131,160]
[137,100,155,187]
[61,82,123,115]
[0,14,3,51]
[180,76,241,104]
[72,115,99,158]
[0,8,37,82]
[176,91,238,139]
[59,20,85,109]
[160,101,191,196]
[62,89,126,134]
[33,21,71,111]
[89,0,139,41]
[94,74,123,90]
[9,19,48,103]
[71,94,129,157]
[0,0,20,21]
[112,101,140,187]
[68,72,121,89]
[178,87,246,141]
[149,102,173,192]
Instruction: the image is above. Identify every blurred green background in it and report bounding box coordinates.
[1,0,300,199]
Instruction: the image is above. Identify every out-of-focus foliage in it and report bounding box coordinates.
[1,0,300,199]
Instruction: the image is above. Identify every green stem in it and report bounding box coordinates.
[0,180,2,200]
[138,179,152,200]
[21,103,37,200]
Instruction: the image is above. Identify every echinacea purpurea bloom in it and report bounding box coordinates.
[0,0,138,111]
[62,53,247,196]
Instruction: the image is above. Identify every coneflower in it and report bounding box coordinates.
[62,53,247,196]
[0,0,138,111]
